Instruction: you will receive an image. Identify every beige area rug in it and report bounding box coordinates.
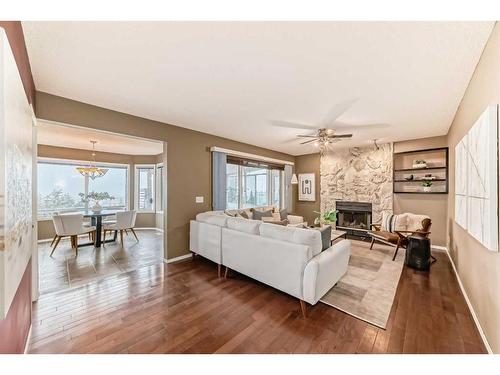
[320,240,405,329]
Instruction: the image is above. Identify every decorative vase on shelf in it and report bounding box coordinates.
[91,201,102,213]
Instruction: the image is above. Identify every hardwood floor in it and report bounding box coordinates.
[38,229,163,294]
[28,247,486,354]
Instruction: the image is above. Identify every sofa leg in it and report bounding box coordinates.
[299,300,307,318]
[370,237,375,250]
[191,251,196,261]
[217,264,221,278]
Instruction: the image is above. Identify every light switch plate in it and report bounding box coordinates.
[195,196,204,203]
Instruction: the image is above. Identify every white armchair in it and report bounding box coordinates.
[103,210,138,245]
[50,214,96,257]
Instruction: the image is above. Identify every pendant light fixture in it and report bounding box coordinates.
[76,141,108,180]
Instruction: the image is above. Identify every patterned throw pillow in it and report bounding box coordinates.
[381,212,406,233]
[253,209,273,221]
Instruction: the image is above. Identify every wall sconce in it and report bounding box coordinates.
[291,173,298,184]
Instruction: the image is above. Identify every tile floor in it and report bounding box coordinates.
[38,229,163,295]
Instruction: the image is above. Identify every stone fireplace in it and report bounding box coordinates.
[321,143,393,225]
[336,201,372,238]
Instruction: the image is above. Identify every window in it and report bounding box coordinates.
[225,160,283,210]
[135,165,155,212]
[156,164,164,212]
[37,160,129,219]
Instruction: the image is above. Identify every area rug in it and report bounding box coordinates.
[320,240,405,329]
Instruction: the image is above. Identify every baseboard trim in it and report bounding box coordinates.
[163,254,191,264]
[23,324,32,354]
[444,248,493,354]
[431,245,447,252]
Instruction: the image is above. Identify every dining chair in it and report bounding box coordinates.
[50,214,97,257]
[103,210,138,245]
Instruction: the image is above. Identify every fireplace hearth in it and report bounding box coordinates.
[336,201,372,238]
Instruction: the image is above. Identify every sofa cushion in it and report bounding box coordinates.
[226,217,262,234]
[198,214,228,227]
[253,209,273,221]
[195,211,224,222]
[259,223,322,256]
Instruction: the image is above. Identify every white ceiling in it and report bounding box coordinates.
[23,22,494,156]
[36,120,164,155]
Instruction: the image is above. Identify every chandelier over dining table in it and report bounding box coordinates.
[76,140,108,180]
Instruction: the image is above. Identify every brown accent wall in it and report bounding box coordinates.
[0,20,34,354]
[35,92,295,258]
[393,136,448,247]
[37,144,162,240]
[0,22,35,107]
[293,153,320,225]
[446,23,500,353]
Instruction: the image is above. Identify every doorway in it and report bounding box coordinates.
[33,120,167,295]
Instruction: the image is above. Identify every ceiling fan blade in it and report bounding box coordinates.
[320,98,358,128]
[330,133,353,138]
[270,120,318,130]
[297,135,318,138]
[300,139,318,145]
[331,122,391,131]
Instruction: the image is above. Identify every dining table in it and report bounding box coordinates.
[78,209,119,248]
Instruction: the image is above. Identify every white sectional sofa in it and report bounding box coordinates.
[189,211,351,316]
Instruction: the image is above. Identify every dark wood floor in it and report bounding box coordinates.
[28,249,486,354]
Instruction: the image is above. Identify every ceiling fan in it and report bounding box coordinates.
[271,99,389,153]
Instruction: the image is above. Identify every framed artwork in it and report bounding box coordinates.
[298,173,315,201]
[454,105,498,252]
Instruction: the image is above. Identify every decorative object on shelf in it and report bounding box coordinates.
[313,209,338,227]
[421,180,433,192]
[79,191,115,213]
[76,140,108,180]
[412,159,427,169]
[404,174,414,181]
[298,173,315,201]
[290,173,298,184]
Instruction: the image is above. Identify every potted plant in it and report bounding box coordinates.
[79,191,115,213]
[313,210,338,228]
[413,159,427,169]
[421,181,433,192]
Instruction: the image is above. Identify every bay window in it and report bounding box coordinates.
[135,165,155,212]
[37,160,129,219]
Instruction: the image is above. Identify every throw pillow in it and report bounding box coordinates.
[253,209,273,221]
[317,226,332,251]
[381,212,406,233]
[239,210,249,219]
[279,209,288,220]
[224,210,238,217]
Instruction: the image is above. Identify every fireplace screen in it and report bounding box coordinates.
[336,201,372,237]
[337,211,370,230]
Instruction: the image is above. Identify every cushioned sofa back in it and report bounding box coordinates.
[259,223,322,256]
[226,217,262,234]
[196,212,228,227]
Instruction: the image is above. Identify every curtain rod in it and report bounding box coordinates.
[210,147,294,166]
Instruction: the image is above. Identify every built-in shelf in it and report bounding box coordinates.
[394,166,447,172]
[394,178,446,182]
[393,147,449,194]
